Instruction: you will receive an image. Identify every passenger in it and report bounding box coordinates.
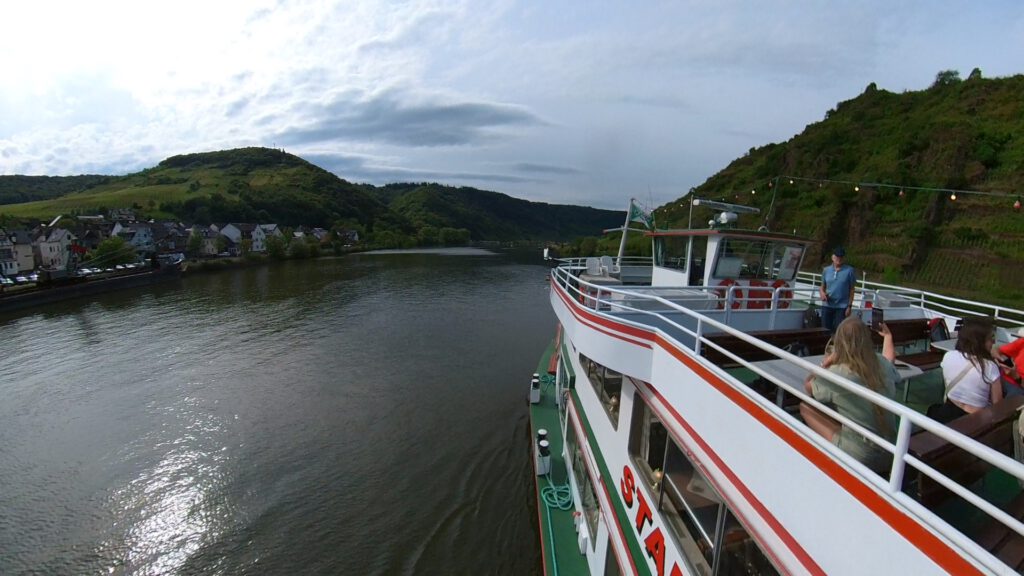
[933,318,1002,422]
[819,246,856,334]
[995,326,1024,390]
[800,317,899,471]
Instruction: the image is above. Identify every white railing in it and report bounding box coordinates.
[797,270,1024,329]
[551,263,1024,574]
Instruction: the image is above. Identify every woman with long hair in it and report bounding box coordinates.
[800,316,899,471]
[935,317,1002,420]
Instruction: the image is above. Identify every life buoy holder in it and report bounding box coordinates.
[715,279,743,310]
[747,279,771,310]
[773,279,793,309]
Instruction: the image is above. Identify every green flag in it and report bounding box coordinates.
[629,200,653,229]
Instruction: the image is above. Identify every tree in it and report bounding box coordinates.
[186,231,204,257]
[89,236,137,267]
[932,69,961,88]
[240,238,252,255]
[266,235,287,259]
[215,235,228,254]
[289,239,310,259]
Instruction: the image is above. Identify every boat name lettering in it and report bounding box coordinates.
[620,465,683,576]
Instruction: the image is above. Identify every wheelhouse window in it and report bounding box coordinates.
[713,239,803,282]
[566,417,600,549]
[580,354,622,428]
[654,235,709,285]
[628,394,779,576]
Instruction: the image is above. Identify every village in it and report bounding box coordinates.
[0,208,360,287]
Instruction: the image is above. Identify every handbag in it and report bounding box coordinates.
[927,362,973,423]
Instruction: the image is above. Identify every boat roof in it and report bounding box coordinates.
[645,227,814,244]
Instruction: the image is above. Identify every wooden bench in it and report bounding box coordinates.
[869,318,945,370]
[975,491,1024,571]
[908,396,1024,507]
[700,328,832,367]
[895,350,945,371]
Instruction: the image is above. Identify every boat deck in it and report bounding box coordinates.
[529,338,590,575]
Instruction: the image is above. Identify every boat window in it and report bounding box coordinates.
[713,239,804,281]
[580,354,622,429]
[654,236,709,285]
[628,394,780,576]
[603,536,621,575]
[566,416,600,549]
[655,236,689,270]
[557,348,575,417]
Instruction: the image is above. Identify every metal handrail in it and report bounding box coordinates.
[551,263,1024,572]
[797,270,1024,327]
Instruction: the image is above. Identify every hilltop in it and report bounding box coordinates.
[0,148,622,244]
[654,70,1024,305]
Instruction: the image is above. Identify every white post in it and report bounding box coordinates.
[616,199,634,265]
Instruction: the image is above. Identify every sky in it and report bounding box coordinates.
[1,1,1021,210]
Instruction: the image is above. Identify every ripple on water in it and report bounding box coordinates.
[0,251,548,575]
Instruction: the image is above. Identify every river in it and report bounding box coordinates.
[0,248,553,575]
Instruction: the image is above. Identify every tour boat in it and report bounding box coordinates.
[529,198,1024,575]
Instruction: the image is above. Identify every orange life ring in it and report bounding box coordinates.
[747,279,771,310]
[773,279,793,308]
[715,279,743,310]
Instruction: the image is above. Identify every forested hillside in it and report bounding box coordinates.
[653,70,1024,305]
[0,148,621,245]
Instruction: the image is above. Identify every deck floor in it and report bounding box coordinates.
[529,338,590,576]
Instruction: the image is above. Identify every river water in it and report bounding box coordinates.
[0,248,552,575]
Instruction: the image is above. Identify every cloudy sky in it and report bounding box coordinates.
[1,1,1021,210]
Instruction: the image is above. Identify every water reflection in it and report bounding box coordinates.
[0,249,549,575]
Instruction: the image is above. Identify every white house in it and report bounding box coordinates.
[112,222,155,254]
[220,223,266,253]
[259,223,283,238]
[189,225,220,256]
[9,230,35,272]
[35,228,77,270]
[0,229,16,277]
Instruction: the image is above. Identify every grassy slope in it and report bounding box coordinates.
[0,148,621,242]
[654,74,1024,306]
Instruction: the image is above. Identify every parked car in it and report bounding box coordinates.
[0,276,13,286]
[27,273,38,282]
[14,276,28,283]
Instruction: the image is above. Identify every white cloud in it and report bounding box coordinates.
[0,0,1020,210]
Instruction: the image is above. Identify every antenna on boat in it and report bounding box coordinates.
[689,198,760,229]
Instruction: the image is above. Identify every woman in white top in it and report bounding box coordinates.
[941,318,1002,414]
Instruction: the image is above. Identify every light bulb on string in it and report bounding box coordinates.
[899,189,905,197]
[1015,196,1021,210]
[854,186,860,192]
[789,179,794,185]
[751,189,756,195]
[950,193,957,201]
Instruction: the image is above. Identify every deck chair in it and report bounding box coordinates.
[599,255,620,275]
[585,257,603,276]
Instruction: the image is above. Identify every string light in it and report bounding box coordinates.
[773,175,1020,209]
[751,189,756,195]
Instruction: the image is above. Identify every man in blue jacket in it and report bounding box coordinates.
[819,247,856,333]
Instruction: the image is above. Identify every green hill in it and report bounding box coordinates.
[0,147,621,243]
[379,183,623,241]
[654,70,1024,306]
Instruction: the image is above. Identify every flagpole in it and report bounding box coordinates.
[617,199,635,265]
